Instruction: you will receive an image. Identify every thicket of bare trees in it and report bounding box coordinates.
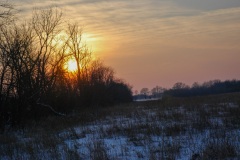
[0,7,132,129]
[165,80,240,97]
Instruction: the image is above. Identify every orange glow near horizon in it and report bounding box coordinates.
[57,31,100,72]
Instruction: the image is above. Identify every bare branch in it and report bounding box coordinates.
[37,99,66,116]
[0,2,14,19]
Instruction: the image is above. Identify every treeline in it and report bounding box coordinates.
[134,86,165,100]
[0,8,132,129]
[165,79,240,97]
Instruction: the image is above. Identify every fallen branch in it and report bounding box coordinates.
[36,99,66,116]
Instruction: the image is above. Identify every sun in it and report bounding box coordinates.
[66,59,78,72]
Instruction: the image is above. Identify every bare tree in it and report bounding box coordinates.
[31,8,64,94]
[0,2,14,28]
[192,82,201,88]
[0,1,14,130]
[0,2,15,100]
[90,60,114,86]
[0,2,13,18]
[65,23,92,94]
[0,7,133,127]
[0,8,69,125]
[140,88,149,96]
[151,86,165,98]
[172,82,189,90]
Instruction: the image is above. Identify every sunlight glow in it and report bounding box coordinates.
[82,33,99,42]
[66,59,78,72]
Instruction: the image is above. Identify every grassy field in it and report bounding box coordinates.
[1,93,240,159]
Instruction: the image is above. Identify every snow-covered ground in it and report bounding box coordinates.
[0,99,240,159]
[134,97,162,102]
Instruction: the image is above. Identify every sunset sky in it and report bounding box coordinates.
[11,0,240,91]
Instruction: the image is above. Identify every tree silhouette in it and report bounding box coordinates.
[0,7,133,129]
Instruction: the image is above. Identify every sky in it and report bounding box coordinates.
[10,0,240,91]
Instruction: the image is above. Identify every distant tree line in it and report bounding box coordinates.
[135,79,240,100]
[164,79,240,97]
[134,86,165,100]
[0,7,132,129]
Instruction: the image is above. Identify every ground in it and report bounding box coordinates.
[0,93,240,159]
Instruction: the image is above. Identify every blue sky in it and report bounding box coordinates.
[10,0,240,90]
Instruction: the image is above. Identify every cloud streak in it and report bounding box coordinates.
[12,0,240,41]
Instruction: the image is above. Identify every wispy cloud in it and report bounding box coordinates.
[12,0,240,39]
[11,0,240,55]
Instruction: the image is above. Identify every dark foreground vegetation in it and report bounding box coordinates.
[0,7,132,130]
[0,93,240,159]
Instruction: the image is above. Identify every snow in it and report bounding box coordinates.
[1,102,240,159]
[134,98,162,102]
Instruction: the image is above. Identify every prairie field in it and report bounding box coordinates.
[1,93,240,160]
